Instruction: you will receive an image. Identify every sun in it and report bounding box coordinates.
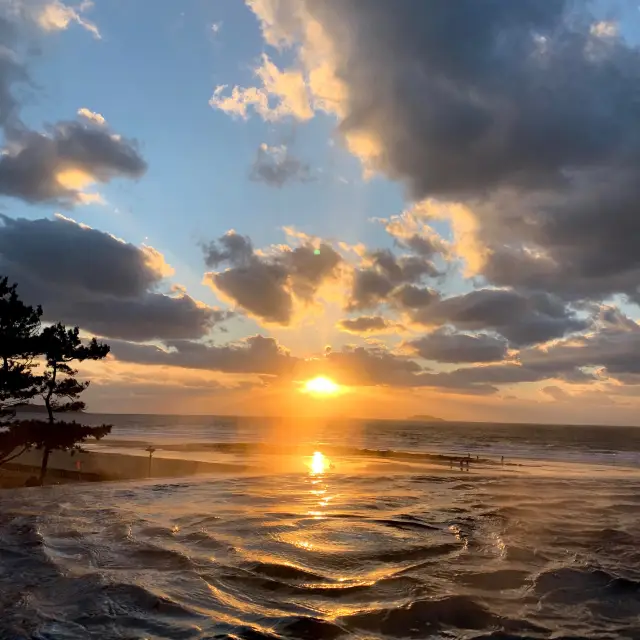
[303,376,341,396]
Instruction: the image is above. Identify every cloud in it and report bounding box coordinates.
[374,211,449,259]
[389,284,439,310]
[590,21,617,38]
[348,249,441,311]
[29,0,100,38]
[77,107,106,126]
[406,329,509,364]
[0,215,227,341]
[518,309,640,381]
[245,1,635,195]
[203,230,343,325]
[249,143,312,187]
[104,306,640,397]
[210,54,312,121]
[337,316,404,335]
[242,0,640,308]
[0,7,127,208]
[0,118,146,205]
[412,289,589,347]
[304,344,426,387]
[110,334,297,376]
[110,335,432,390]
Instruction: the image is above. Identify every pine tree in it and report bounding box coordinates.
[36,324,111,483]
[0,277,42,422]
[0,278,43,466]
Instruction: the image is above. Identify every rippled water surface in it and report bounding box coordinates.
[1,454,639,639]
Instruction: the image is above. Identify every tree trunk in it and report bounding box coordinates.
[40,363,56,484]
[39,447,50,485]
[45,361,56,425]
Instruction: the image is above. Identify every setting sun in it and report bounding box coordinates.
[303,376,341,396]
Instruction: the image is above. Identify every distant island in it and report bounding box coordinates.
[408,415,445,422]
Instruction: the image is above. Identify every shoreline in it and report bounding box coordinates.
[2,440,637,490]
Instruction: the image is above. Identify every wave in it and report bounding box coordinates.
[1,464,639,638]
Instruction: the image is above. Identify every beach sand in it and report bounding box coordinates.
[0,446,254,489]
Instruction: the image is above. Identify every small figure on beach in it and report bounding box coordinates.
[459,459,464,471]
[501,455,504,466]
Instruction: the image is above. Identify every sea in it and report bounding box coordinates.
[1,414,639,640]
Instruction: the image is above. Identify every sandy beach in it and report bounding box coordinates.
[0,446,256,489]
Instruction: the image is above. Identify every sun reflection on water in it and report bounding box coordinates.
[310,451,326,475]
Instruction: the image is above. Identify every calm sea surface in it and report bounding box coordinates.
[1,415,639,639]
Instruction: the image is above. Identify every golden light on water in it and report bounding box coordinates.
[303,376,340,396]
[310,451,326,474]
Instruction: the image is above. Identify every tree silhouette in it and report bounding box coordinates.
[36,323,111,483]
[0,278,43,467]
[0,278,42,424]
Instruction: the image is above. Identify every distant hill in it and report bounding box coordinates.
[408,415,445,422]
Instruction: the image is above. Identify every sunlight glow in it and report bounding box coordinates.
[56,168,95,190]
[310,451,326,474]
[303,376,340,395]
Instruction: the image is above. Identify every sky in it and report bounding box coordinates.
[3,0,640,424]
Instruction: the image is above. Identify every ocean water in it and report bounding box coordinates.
[1,415,639,639]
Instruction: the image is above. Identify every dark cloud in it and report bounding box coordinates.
[106,310,640,396]
[112,334,429,389]
[472,177,640,302]
[0,119,147,204]
[407,329,508,364]
[110,334,297,376]
[0,215,226,341]
[294,1,638,195]
[203,230,343,325]
[0,214,160,298]
[413,289,588,347]
[518,312,640,379]
[320,345,425,387]
[252,1,640,305]
[58,293,226,343]
[376,214,449,259]
[337,316,404,335]
[348,250,440,311]
[400,234,443,258]
[249,143,312,187]
[203,230,254,267]
[415,360,588,396]
[389,284,439,310]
